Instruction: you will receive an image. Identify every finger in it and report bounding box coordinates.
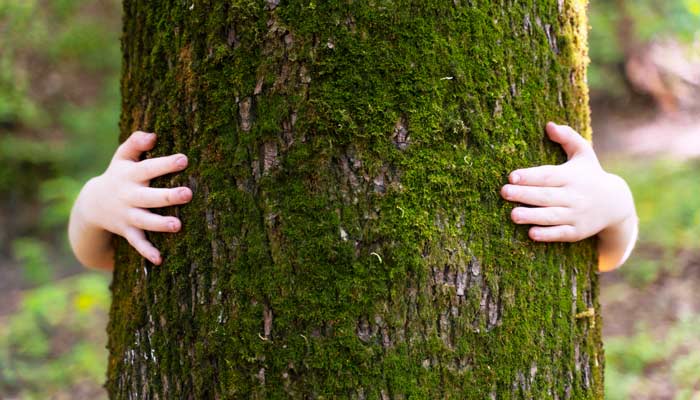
[509,165,567,187]
[115,131,157,161]
[511,207,572,226]
[529,225,580,243]
[127,208,182,233]
[134,154,188,182]
[501,184,569,207]
[546,122,591,159]
[129,186,193,208]
[123,227,162,265]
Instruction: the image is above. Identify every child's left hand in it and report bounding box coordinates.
[500,122,637,271]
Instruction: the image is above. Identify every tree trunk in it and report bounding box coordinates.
[108,1,602,398]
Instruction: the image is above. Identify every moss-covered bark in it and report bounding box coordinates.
[108,0,602,398]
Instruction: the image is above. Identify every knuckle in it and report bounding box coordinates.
[554,209,567,224]
[578,142,594,156]
[124,230,137,247]
[570,193,585,207]
[543,170,558,186]
[542,190,553,203]
[124,133,141,146]
[121,192,134,208]
[112,222,127,238]
[158,216,172,230]
[164,190,175,205]
[138,162,156,180]
[160,217,173,231]
[117,141,131,155]
[123,187,138,205]
[543,213,555,225]
[117,161,136,180]
[126,209,141,226]
[136,189,149,206]
[117,185,134,205]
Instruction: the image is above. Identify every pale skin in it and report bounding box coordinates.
[70,123,637,272]
[501,122,638,272]
[68,131,192,270]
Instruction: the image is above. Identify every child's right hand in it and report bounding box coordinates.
[69,131,192,268]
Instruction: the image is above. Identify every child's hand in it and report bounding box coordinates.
[69,131,192,268]
[500,122,637,271]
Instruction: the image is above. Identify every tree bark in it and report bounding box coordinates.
[108,1,602,398]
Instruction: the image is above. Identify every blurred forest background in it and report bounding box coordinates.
[0,1,699,398]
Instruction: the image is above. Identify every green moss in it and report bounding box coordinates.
[109,0,601,398]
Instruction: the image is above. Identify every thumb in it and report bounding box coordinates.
[546,122,591,159]
[114,131,156,161]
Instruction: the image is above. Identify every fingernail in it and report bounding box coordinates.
[511,173,520,184]
[150,253,160,263]
[169,221,179,232]
[176,156,188,168]
[180,188,192,200]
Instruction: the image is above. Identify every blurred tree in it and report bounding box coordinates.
[108,1,602,398]
[588,0,700,104]
[0,0,120,264]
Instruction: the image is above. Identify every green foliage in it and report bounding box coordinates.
[0,0,120,248]
[51,20,121,71]
[671,355,700,399]
[0,63,42,128]
[11,237,53,285]
[608,159,700,284]
[0,0,119,196]
[604,316,700,399]
[38,176,83,231]
[606,330,665,375]
[0,274,110,399]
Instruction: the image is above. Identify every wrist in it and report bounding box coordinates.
[75,176,105,230]
[598,214,638,272]
[601,173,636,234]
[597,173,637,272]
[69,176,116,270]
[599,212,637,243]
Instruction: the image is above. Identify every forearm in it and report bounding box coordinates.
[597,209,638,273]
[68,179,115,271]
